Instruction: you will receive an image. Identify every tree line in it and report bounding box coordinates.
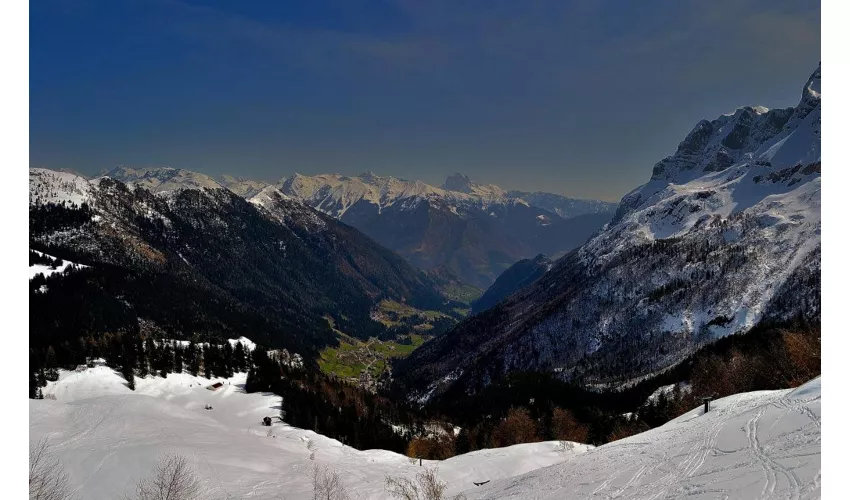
[402,318,820,459]
[29,332,250,398]
[29,317,819,461]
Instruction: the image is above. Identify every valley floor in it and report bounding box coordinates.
[30,367,820,499]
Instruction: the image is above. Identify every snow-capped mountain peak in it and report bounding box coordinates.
[273,172,617,287]
[442,172,475,192]
[105,166,224,194]
[277,171,607,218]
[802,62,821,101]
[621,63,820,221]
[398,64,821,394]
[216,175,268,198]
[442,172,508,200]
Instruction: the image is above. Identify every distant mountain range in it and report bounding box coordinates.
[29,168,455,355]
[396,64,821,402]
[102,167,617,288]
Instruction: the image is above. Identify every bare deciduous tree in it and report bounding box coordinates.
[125,453,201,500]
[311,464,350,500]
[30,438,75,500]
[385,468,466,500]
[551,407,589,444]
[490,407,538,448]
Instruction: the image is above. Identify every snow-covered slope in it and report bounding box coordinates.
[217,174,269,198]
[30,366,819,500]
[30,168,93,206]
[575,63,821,339]
[30,366,592,500]
[399,64,821,393]
[468,377,821,500]
[105,166,225,193]
[29,250,88,280]
[248,185,328,233]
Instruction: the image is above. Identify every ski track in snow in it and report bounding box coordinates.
[467,378,820,500]
[30,367,820,500]
[31,367,592,499]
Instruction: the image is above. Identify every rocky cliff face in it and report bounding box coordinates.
[397,65,821,401]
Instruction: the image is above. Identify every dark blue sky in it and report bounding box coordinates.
[30,0,820,201]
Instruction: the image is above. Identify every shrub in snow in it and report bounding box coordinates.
[385,468,466,500]
[311,464,350,500]
[29,438,74,500]
[124,453,201,500]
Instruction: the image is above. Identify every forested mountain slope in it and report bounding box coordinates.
[471,254,552,314]
[30,169,451,356]
[107,167,615,289]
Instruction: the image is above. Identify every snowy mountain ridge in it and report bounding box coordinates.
[101,165,616,220]
[30,168,94,207]
[29,168,452,352]
[584,64,821,281]
[277,171,614,219]
[103,166,226,194]
[398,64,821,394]
[275,171,616,287]
[616,63,820,224]
[93,165,617,288]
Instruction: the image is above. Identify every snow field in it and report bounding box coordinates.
[467,377,821,500]
[31,366,820,499]
[31,367,590,499]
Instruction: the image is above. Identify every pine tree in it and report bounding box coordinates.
[145,338,156,375]
[158,341,173,378]
[245,366,257,392]
[206,343,223,378]
[222,342,234,378]
[455,428,471,455]
[173,341,184,374]
[57,341,76,368]
[187,342,200,376]
[45,346,57,368]
[29,370,38,399]
[201,345,211,379]
[44,346,60,382]
[279,396,287,423]
[121,348,136,391]
[138,338,149,377]
[29,349,40,399]
[233,342,247,373]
